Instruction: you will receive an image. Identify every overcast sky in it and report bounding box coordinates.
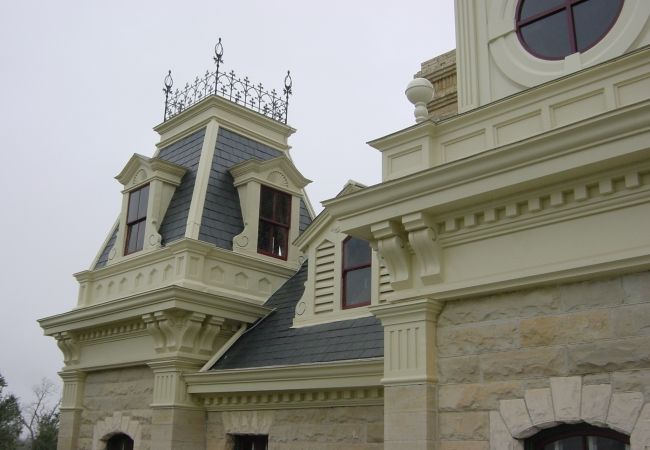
[0,1,455,403]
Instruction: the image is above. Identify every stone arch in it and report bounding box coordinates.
[92,411,142,450]
[490,376,650,450]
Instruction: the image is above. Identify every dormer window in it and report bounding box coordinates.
[258,185,291,259]
[124,184,149,255]
[342,237,372,309]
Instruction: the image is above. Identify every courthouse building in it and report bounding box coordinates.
[40,0,650,449]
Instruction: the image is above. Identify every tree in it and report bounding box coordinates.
[0,372,22,450]
[20,379,59,450]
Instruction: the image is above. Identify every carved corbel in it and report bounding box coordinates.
[54,331,80,365]
[178,312,206,353]
[198,316,225,354]
[402,212,442,285]
[371,221,411,290]
[142,313,166,352]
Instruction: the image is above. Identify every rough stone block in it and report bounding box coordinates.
[622,271,650,304]
[439,356,481,384]
[551,377,582,423]
[384,384,436,412]
[489,411,524,450]
[438,322,519,357]
[480,347,566,381]
[606,392,644,434]
[580,384,611,427]
[520,311,611,347]
[439,382,524,411]
[612,369,650,399]
[524,388,556,429]
[559,277,623,312]
[439,412,489,440]
[567,336,650,373]
[500,399,537,438]
[630,403,650,450]
[438,287,560,326]
[612,303,650,337]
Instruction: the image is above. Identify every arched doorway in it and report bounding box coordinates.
[106,433,134,450]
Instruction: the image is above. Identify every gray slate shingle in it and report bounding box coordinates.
[211,263,384,370]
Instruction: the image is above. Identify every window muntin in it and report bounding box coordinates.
[516,0,624,60]
[342,237,372,309]
[233,434,268,450]
[527,423,630,450]
[124,184,149,255]
[258,185,291,260]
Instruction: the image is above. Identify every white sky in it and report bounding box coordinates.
[0,0,456,403]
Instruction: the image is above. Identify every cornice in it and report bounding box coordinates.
[154,96,296,152]
[39,284,272,335]
[325,100,650,237]
[186,358,383,396]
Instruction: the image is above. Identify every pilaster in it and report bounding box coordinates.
[371,297,443,450]
[148,359,205,450]
[57,370,86,450]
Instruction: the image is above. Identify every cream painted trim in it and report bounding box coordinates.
[185,119,220,239]
[39,284,272,335]
[154,96,296,152]
[325,100,650,233]
[291,308,374,328]
[89,219,119,270]
[200,323,246,371]
[186,358,383,394]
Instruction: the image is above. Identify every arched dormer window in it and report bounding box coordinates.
[106,432,134,450]
[258,185,291,260]
[342,237,372,309]
[526,423,629,450]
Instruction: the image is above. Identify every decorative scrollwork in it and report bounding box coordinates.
[163,38,292,124]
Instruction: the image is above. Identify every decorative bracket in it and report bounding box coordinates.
[402,212,442,284]
[142,310,225,356]
[54,331,80,366]
[371,221,411,290]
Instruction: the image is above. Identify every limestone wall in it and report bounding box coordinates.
[206,405,384,450]
[436,271,650,448]
[78,366,154,450]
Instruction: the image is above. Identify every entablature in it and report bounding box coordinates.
[327,99,650,300]
[373,46,650,180]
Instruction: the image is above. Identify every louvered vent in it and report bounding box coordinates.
[314,240,335,313]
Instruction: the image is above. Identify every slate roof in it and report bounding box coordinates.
[211,263,384,370]
[94,126,312,269]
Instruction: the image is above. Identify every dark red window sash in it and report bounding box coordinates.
[341,236,372,309]
[124,184,149,255]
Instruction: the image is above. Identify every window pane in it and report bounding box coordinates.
[520,10,572,59]
[271,225,288,257]
[573,0,623,52]
[274,192,291,224]
[344,238,371,268]
[137,184,149,219]
[544,436,583,450]
[127,190,141,223]
[258,221,273,254]
[520,0,565,21]
[588,436,628,450]
[260,187,274,220]
[345,266,371,306]
[135,221,146,252]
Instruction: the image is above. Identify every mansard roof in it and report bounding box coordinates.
[211,263,384,370]
[94,126,312,269]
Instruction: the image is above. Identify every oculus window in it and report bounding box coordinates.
[526,423,629,450]
[258,185,291,260]
[124,184,149,255]
[516,0,624,60]
[342,237,372,309]
[233,434,268,450]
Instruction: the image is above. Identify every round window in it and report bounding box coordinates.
[516,0,624,60]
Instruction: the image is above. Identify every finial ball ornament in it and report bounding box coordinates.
[405,78,435,123]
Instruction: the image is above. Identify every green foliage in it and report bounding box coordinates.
[0,373,22,450]
[31,410,59,450]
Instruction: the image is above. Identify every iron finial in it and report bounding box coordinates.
[214,38,224,65]
[163,70,174,93]
[284,70,293,95]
